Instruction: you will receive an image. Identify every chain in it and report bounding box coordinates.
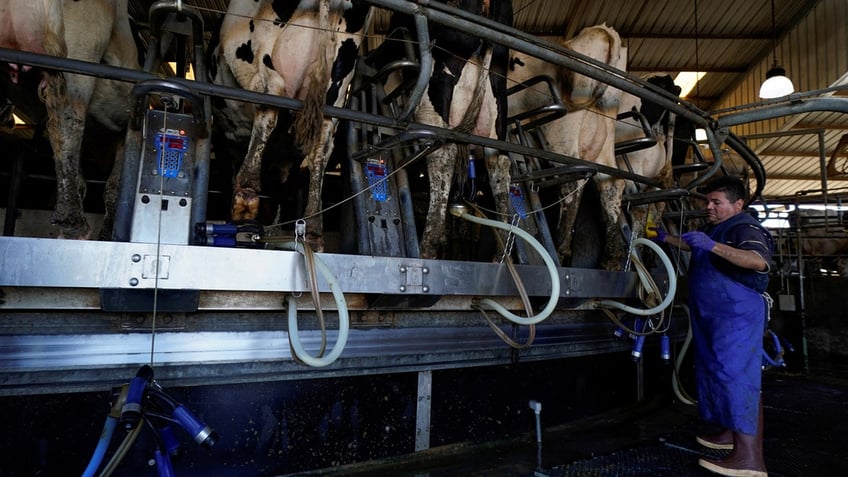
[500,214,521,264]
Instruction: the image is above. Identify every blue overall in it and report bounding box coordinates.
[688,213,772,435]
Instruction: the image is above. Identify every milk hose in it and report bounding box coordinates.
[83,384,127,477]
[449,204,560,325]
[98,420,143,477]
[596,238,677,316]
[81,416,118,477]
[672,304,697,406]
[280,240,350,367]
[466,204,536,349]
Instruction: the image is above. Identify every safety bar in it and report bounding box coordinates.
[614,108,658,155]
[505,75,568,131]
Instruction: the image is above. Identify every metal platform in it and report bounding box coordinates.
[0,235,677,395]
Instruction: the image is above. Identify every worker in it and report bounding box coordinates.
[652,175,773,477]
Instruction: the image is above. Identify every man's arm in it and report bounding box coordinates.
[680,231,769,272]
[709,242,769,271]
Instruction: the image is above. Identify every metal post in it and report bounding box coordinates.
[415,370,432,452]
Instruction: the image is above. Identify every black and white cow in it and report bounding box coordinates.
[208,0,372,250]
[375,0,514,259]
[0,0,139,239]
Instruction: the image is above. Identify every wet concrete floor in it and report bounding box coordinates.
[298,362,848,477]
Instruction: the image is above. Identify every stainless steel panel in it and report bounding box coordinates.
[0,237,639,298]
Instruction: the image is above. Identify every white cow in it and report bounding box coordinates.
[209,0,372,250]
[0,0,138,239]
[508,24,627,269]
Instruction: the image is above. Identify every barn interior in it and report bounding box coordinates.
[1,0,848,476]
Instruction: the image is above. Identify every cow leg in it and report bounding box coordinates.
[484,146,512,247]
[420,143,458,259]
[555,180,588,264]
[44,72,91,239]
[597,176,627,270]
[99,137,128,241]
[233,106,277,221]
[301,118,339,252]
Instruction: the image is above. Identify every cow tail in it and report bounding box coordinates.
[453,44,494,182]
[455,45,494,136]
[294,0,331,158]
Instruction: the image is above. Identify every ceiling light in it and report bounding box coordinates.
[675,71,706,98]
[759,0,794,98]
[759,62,794,98]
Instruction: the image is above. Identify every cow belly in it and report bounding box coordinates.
[0,0,63,55]
[273,20,327,98]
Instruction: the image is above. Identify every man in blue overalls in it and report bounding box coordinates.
[655,175,772,477]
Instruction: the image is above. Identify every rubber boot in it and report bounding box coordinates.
[697,428,734,450]
[698,397,767,476]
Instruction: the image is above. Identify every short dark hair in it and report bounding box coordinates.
[703,175,747,203]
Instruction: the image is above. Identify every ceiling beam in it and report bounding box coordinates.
[792,123,848,131]
[760,151,831,158]
[530,31,772,41]
[767,174,848,181]
[628,65,748,73]
[621,33,771,41]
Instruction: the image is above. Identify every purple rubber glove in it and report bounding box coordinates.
[646,226,667,243]
[681,231,716,252]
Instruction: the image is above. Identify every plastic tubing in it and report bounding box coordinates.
[672,304,697,406]
[449,205,560,325]
[81,415,118,477]
[597,238,677,316]
[282,241,350,367]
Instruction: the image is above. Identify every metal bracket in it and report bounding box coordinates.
[399,264,429,293]
[141,254,171,280]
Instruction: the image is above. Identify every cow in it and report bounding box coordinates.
[371,0,514,259]
[507,24,627,269]
[777,209,848,277]
[0,0,139,239]
[208,0,372,250]
[615,74,681,250]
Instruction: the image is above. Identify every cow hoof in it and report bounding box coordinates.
[57,226,92,240]
[306,233,324,253]
[232,188,260,221]
[51,216,91,240]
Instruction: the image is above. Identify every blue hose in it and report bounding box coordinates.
[81,415,118,477]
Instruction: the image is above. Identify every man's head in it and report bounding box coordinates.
[702,175,747,224]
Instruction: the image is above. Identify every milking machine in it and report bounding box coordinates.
[104,0,212,313]
[83,365,218,477]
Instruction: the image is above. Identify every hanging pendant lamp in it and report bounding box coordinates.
[759,0,794,98]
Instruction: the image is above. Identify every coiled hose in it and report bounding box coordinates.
[280,240,350,367]
[449,204,560,326]
[596,238,677,316]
